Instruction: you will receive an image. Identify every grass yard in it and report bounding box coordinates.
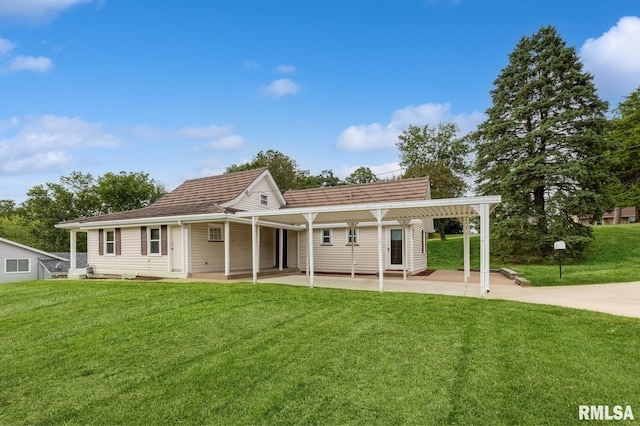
[428,223,640,286]
[1,280,639,425]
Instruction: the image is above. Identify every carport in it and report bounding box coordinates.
[237,195,501,297]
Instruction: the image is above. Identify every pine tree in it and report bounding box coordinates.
[473,26,616,262]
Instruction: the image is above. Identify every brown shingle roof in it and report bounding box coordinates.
[67,168,267,224]
[283,177,430,209]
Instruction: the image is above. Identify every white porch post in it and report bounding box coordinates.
[347,221,358,278]
[70,229,77,271]
[371,209,388,292]
[224,221,231,277]
[479,203,491,296]
[278,228,284,271]
[252,216,259,284]
[304,213,317,288]
[399,220,409,281]
[463,216,470,284]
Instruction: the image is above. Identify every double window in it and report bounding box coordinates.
[208,224,224,242]
[347,228,359,245]
[5,259,30,273]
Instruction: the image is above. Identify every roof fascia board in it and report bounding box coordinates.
[237,195,501,219]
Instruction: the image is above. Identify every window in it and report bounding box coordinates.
[260,194,268,206]
[105,230,115,255]
[321,229,332,245]
[5,259,30,273]
[346,228,359,245]
[149,228,161,254]
[208,224,224,242]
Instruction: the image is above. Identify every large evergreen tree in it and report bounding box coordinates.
[473,26,616,261]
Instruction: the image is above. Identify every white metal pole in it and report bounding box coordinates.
[304,213,317,288]
[463,217,470,284]
[224,221,231,277]
[251,216,258,284]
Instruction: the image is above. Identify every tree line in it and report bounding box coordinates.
[1,25,638,263]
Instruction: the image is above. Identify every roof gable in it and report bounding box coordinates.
[282,177,431,209]
[153,167,270,209]
[0,237,67,261]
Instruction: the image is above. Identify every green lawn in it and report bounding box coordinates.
[1,280,639,425]
[428,224,640,286]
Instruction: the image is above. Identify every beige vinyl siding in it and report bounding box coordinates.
[189,222,292,273]
[88,227,168,275]
[287,231,298,269]
[190,223,225,273]
[298,224,388,274]
[230,176,282,211]
[298,222,426,274]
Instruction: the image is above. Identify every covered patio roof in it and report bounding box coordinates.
[236,195,501,297]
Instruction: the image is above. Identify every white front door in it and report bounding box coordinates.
[388,228,404,270]
[170,226,183,272]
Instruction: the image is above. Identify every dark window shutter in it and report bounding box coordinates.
[98,229,104,256]
[161,225,168,256]
[115,228,122,255]
[141,226,147,256]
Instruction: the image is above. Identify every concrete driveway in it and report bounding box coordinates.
[257,271,640,319]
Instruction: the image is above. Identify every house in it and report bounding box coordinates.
[576,207,637,226]
[56,168,501,295]
[601,207,636,225]
[0,237,71,283]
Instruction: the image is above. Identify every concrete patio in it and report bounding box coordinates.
[252,270,640,319]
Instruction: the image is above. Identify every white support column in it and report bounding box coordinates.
[278,228,284,271]
[479,203,491,296]
[224,221,231,277]
[399,220,409,281]
[371,209,388,292]
[304,213,317,288]
[347,221,358,278]
[305,228,310,277]
[252,216,259,284]
[70,229,77,271]
[463,216,470,284]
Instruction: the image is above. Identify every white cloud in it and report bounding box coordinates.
[580,16,640,100]
[0,36,16,55]
[336,103,484,151]
[262,78,300,98]
[0,0,94,22]
[205,134,245,151]
[177,123,246,151]
[0,115,120,174]
[276,64,296,73]
[3,55,52,73]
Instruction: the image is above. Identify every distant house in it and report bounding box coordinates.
[0,237,71,283]
[601,207,636,225]
[57,168,501,294]
[576,207,637,226]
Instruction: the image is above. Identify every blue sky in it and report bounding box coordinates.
[1,0,639,202]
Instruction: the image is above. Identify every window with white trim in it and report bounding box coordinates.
[260,194,268,206]
[208,224,224,242]
[321,229,332,245]
[5,259,30,273]
[149,227,161,254]
[105,230,116,255]
[346,228,359,245]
